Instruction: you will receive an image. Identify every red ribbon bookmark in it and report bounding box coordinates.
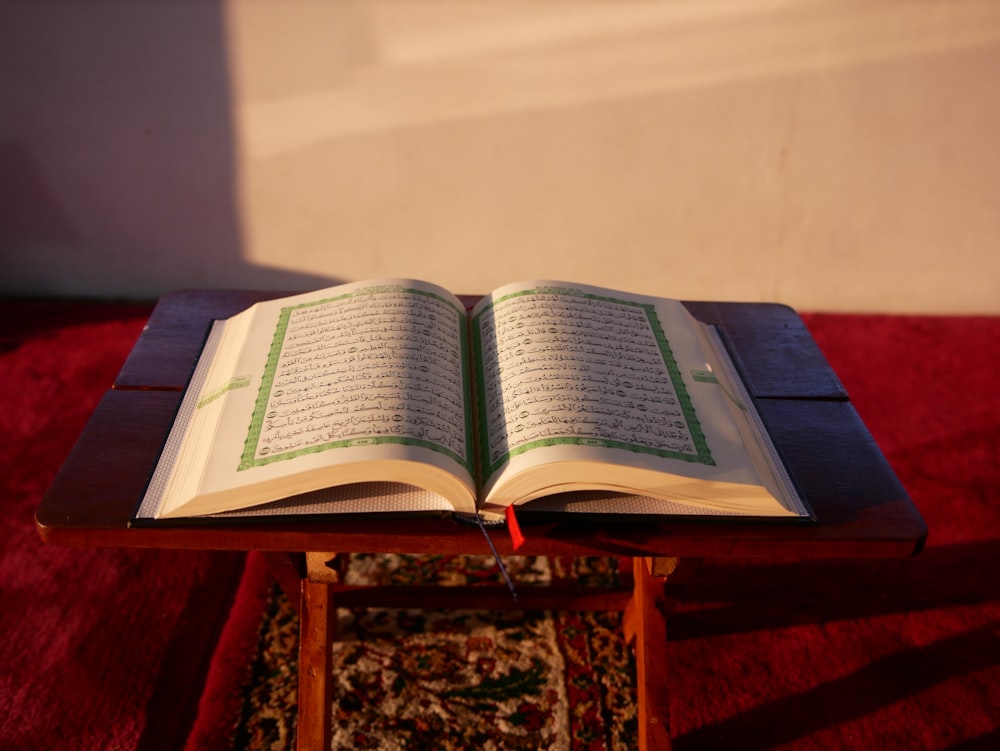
[505,505,526,551]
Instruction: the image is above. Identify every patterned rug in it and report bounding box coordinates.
[233,555,637,750]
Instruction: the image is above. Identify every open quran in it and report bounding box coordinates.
[134,279,810,523]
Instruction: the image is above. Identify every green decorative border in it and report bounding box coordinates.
[472,287,714,479]
[239,285,474,474]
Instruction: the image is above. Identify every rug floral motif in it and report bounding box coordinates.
[234,555,637,750]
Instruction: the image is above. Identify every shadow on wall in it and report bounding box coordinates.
[0,2,339,300]
[2,1,1000,309]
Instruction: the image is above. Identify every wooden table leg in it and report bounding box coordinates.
[293,552,672,750]
[296,566,336,751]
[624,556,674,751]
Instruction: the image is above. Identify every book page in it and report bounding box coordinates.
[471,281,781,511]
[154,279,477,517]
[238,282,472,471]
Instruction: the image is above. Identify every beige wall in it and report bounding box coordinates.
[2,0,999,313]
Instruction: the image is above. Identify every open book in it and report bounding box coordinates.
[134,279,811,523]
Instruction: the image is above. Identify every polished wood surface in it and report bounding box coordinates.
[37,289,927,559]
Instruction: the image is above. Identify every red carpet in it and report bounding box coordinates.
[1,301,997,750]
[0,302,245,751]
[667,314,1000,750]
